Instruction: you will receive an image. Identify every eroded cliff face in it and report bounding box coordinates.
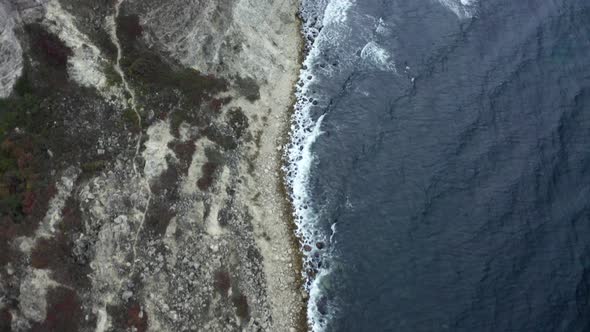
[0,0,304,331]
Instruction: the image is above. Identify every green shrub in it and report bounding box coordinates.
[81,160,107,173]
[0,94,41,140]
[103,63,122,87]
[14,73,34,96]
[122,108,140,129]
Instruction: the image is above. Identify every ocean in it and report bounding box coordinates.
[285,0,590,331]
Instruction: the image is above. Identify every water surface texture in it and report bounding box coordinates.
[290,0,590,330]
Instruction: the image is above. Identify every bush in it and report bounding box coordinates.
[227,107,248,139]
[0,94,41,140]
[25,23,72,69]
[14,73,34,96]
[234,76,260,102]
[232,293,249,320]
[81,160,107,174]
[214,270,231,296]
[122,108,140,129]
[103,63,122,87]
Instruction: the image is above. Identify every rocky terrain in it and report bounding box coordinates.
[0,0,304,331]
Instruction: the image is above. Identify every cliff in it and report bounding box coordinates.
[0,0,304,330]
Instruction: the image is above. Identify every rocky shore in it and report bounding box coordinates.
[0,0,305,330]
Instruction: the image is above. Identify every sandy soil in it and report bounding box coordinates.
[225,4,306,330]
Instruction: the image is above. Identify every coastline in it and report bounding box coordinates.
[230,0,308,330]
[0,0,309,330]
[277,16,309,331]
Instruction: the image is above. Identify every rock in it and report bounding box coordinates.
[122,290,133,301]
[114,215,127,224]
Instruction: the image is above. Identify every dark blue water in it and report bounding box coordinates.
[296,0,590,330]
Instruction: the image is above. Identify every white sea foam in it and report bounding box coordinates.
[329,222,337,243]
[285,1,358,331]
[287,0,402,330]
[323,0,353,26]
[361,41,396,72]
[436,0,478,18]
[289,0,479,329]
[375,17,392,36]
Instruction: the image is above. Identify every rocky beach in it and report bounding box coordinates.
[0,0,305,330]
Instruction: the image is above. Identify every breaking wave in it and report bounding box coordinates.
[360,41,396,72]
[284,0,353,330]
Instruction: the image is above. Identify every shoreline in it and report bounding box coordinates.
[230,0,308,330]
[0,0,310,330]
[277,14,309,330]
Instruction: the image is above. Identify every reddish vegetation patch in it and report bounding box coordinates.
[21,191,36,216]
[117,15,143,43]
[0,136,57,266]
[29,232,77,272]
[197,161,218,191]
[26,183,58,228]
[60,198,83,231]
[31,288,82,332]
[30,237,53,269]
[168,140,196,175]
[0,307,12,331]
[30,198,89,288]
[214,270,231,296]
[1,135,54,229]
[108,301,148,332]
[209,97,231,112]
[25,24,72,68]
[127,303,148,332]
[0,218,17,266]
[144,165,179,235]
[0,183,56,266]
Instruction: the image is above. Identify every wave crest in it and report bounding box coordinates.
[436,0,478,18]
